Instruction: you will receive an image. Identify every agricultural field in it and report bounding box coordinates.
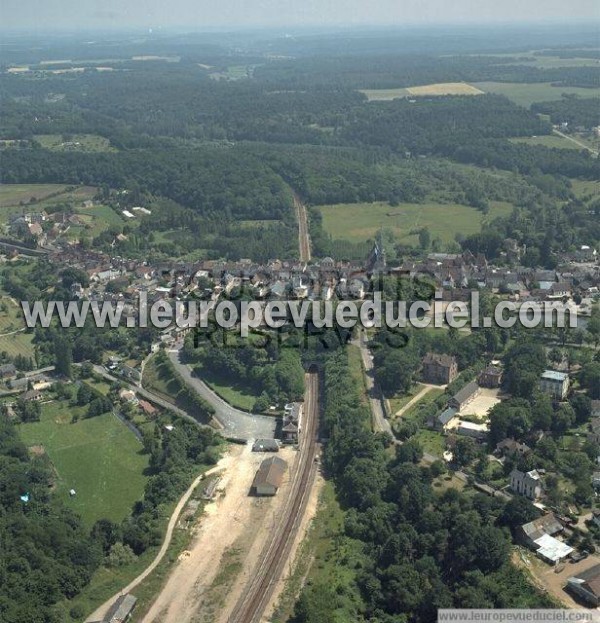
[0,330,34,359]
[406,82,484,96]
[0,183,70,208]
[482,53,600,69]
[318,200,513,246]
[0,295,34,359]
[0,183,98,226]
[76,204,129,238]
[472,81,600,107]
[33,133,117,152]
[361,82,483,101]
[509,134,584,150]
[18,400,149,527]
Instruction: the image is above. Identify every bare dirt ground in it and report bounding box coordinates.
[140,442,298,623]
[514,548,600,608]
[460,388,502,418]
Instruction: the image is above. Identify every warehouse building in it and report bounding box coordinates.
[252,439,280,452]
[251,456,287,496]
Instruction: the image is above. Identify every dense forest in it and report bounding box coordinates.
[1,38,598,262]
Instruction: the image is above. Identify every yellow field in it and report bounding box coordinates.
[406,82,485,96]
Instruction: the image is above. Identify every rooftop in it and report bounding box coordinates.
[541,370,569,382]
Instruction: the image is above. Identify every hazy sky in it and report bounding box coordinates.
[1,0,599,32]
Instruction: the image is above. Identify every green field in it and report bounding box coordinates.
[0,183,69,208]
[509,135,584,150]
[194,361,259,412]
[34,133,117,152]
[18,401,149,527]
[472,82,600,107]
[77,204,127,237]
[360,87,409,101]
[570,179,600,199]
[318,200,513,246]
[0,330,34,359]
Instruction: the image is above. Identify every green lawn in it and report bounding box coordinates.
[318,200,512,246]
[397,387,445,423]
[388,384,423,416]
[509,135,583,150]
[194,361,259,412]
[414,429,446,458]
[194,364,260,411]
[347,344,369,410]
[18,401,149,527]
[472,82,600,107]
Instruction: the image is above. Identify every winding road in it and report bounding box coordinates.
[84,462,227,623]
[166,349,278,440]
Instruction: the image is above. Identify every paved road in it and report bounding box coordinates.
[85,461,227,623]
[352,329,393,437]
[90,364,217,431]
[352,333,444,462]
[166,349,277,440]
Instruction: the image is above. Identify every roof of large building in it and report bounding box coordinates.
[252,456,287,491]
[422,352,456,368]
[452,381,479,405]
[533,533,573,562]
[521,513,563,541]
[438,407,458,426]
[568,563,600,599]
[102,594,137,623]
[252,439,280,452]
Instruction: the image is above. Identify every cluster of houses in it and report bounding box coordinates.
[424,345,573,446]
[6,209,91,247]
[423,353,499,441]
[3,234,594,325]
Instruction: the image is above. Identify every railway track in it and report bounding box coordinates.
[228,372,319,623]
[294,194,312,262]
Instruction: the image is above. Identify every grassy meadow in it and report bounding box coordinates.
[509,134,584,150]
[472,82,600,107]
[33,134,116,152]
[18,400,149,527]
[318,200,513,246]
